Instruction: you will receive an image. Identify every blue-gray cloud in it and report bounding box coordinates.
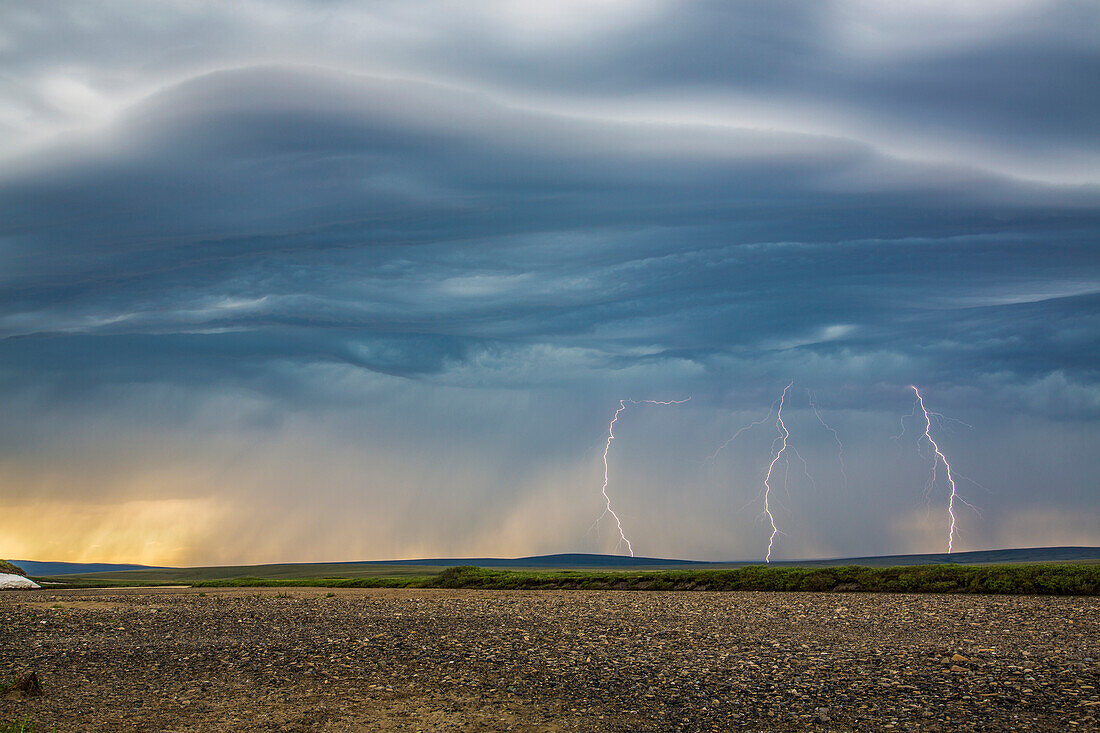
[2,67,1095,397]
[0,3,1096,562]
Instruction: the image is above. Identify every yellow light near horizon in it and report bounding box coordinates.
[0,498,225,566]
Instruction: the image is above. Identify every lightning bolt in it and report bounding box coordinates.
[762,381,794,563]
[707,405,776,463]
[910,385,967,553]
[597,397,690,557]
[788,444,817,494]
[713,384,822,562]
[807,389,847,490]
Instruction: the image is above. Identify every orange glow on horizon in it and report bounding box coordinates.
[1,498,226,566]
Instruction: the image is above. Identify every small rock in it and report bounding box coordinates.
[3,672,43,697]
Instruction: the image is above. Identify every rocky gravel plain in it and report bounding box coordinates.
[1,587,1097,731]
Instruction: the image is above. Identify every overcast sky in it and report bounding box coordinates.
[2,0,1098,565]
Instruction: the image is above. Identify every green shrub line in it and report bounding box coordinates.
[176,563,1100,595]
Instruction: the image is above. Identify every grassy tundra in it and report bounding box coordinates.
[35,563,1100,595]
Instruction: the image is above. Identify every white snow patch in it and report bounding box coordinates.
[0,573,39,589]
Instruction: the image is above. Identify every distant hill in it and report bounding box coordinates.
[366,552,714,568]
[16,560,167,576]
[20,546,1099,579]
[364,546,1100,569]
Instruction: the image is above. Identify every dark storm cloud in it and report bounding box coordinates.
[0,2,1096,562]
[1,65,1097,410]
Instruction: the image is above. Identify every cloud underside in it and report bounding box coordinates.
[1,66,1096,399]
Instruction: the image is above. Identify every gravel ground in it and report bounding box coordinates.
[1,587,1098,731]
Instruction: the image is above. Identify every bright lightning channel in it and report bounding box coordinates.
[910,385,965,553]
[598,397,690,557]
[762,381,794,563]
[712,383,827,562]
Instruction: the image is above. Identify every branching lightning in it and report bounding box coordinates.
[712,383,845,562]
[910,385,970,553]
[589,384,979,561]
[762,381,794,563]
[788,444,817,494]
[707,406,776,463]
[808,389,847,491]
[597,397,690,557]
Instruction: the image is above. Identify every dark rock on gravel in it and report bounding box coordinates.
[2,672,43,697]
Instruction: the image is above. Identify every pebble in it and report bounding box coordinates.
[1,588,1097,731]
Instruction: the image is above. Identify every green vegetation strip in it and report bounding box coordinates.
[180,563,1100,594]
[33,564,1098,594]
